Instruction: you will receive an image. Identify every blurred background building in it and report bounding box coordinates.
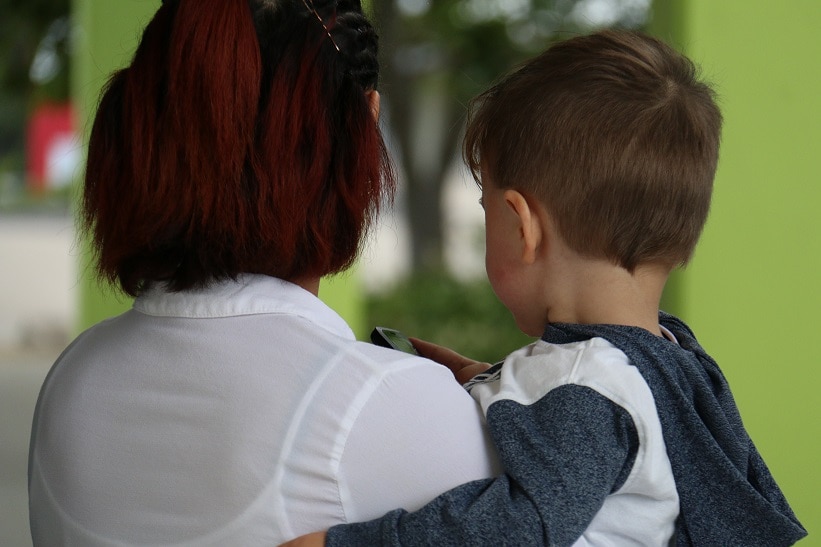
[0,0,818,544]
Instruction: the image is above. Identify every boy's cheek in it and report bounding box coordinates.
[487,260,547,337]
[484,259,509,303]
[486,266,534,335]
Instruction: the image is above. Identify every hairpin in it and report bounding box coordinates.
[300,0,341,52]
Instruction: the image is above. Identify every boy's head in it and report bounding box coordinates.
[464,30,722,272]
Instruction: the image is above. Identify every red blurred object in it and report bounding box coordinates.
[26,102,77,193]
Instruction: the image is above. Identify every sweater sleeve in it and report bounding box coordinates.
[326,384,638,546]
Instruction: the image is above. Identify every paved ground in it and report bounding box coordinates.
[0,350,56,547]
[0,212,73,545]
[0,212,76,350]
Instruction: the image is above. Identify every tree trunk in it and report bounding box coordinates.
[372,0,464,272]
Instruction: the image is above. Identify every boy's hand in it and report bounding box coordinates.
[279,531,326,547]
[409,337,492,384]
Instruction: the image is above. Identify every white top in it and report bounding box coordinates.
[29,275,500,546]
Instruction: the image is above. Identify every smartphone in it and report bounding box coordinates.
[370,327,419,355]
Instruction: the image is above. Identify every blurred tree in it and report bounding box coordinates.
[370,0,649,272]
[0,0,71,173]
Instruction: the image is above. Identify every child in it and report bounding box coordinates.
[285,29,806,546]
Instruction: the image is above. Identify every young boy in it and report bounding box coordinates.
[285,29,806,546]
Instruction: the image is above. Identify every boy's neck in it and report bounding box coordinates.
[542,254,670,336]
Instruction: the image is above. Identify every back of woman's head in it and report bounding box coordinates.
[84,0,394,296]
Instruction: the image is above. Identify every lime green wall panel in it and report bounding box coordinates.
[72,0,364,335]
[321,271,366,337]
[72,0,155,329]
[651,0,819,540]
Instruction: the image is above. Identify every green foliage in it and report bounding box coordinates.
[0,0,70,95]
[366,271,535,363]
[383,0,649,108]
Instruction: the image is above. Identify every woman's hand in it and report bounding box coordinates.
[409,337,491,385]
[279,531,326,547]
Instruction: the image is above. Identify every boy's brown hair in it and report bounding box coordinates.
[464,30,722,271]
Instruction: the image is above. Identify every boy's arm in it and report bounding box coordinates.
[322,385,639,546]
[279,478,550,547]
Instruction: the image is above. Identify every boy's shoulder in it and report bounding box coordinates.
[467,335,658,422]
[544,316,806,545]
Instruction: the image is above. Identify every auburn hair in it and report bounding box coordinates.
[464,30,722,271]
[83,0,395,296]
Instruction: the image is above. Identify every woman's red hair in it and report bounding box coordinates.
[83,0,394,296]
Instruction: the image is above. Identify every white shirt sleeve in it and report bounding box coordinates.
[338,361,502,523]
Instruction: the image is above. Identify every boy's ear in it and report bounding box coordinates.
[503,189,543,265]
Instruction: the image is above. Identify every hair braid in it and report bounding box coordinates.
[328,4,380,90]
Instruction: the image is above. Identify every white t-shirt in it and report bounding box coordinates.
[29,275,500,546]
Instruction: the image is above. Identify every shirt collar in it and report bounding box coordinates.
[133,274,355,340]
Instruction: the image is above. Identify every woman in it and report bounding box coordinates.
[27,0,498,544]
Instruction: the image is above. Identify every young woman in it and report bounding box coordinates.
[28,1,498,544]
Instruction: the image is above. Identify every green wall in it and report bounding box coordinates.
[72,0,151,328]
[651,1,819,541]
[72,0,364,335]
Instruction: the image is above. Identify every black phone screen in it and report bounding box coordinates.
[371,327,418,355]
